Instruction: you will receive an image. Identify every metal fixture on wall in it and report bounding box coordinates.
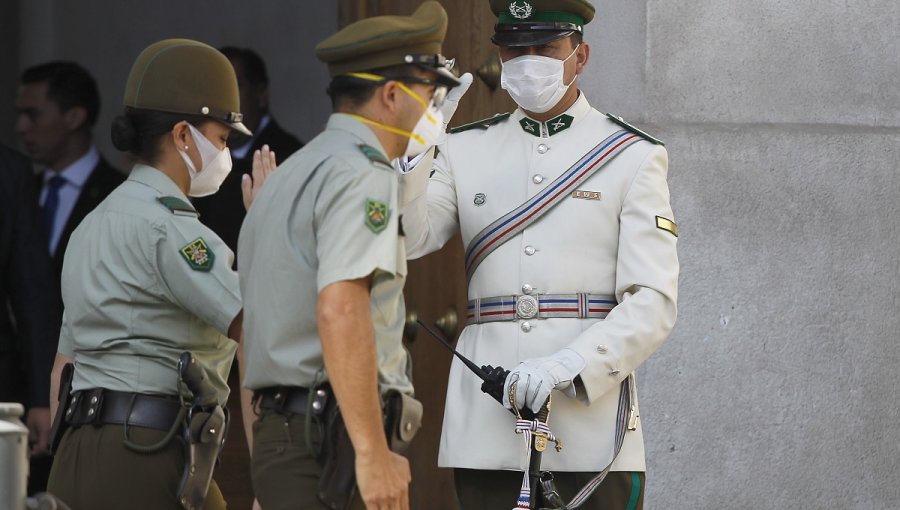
[476,53,502,90]
[434,308,459,340]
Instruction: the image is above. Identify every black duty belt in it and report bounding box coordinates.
[255,386,318,415]
[64,388,183,432]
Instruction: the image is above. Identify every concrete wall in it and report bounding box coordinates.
[578,1,900,508]
[6,0,336,167]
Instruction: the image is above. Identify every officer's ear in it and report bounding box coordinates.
[171,121,192,148]
[378,80,403,114]
[575,42,590,75]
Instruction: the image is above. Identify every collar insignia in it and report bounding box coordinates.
[547,114,574,136]
[519,114,574,137]
[359,144,392,168]
[519,118,540,137]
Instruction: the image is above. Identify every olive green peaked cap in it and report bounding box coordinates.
[489,0,595,46]
[123,38,251,136]
[315,1,458,86]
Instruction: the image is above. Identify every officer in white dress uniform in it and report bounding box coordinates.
[399,0,678,508]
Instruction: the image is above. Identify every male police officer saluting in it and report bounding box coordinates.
[400,0,679,508]
[238,3,459,510]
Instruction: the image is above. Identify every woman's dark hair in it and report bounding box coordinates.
[111,108,206,162]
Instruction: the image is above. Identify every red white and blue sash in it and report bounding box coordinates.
[464,130,643,284]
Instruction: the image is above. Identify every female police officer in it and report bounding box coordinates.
[45,38,274,510]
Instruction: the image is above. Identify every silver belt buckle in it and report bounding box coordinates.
[515,295,539,319]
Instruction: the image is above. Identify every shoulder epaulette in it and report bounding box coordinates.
[448,112,512,134]
[358,144,392,168]
[157,196,198,217]
[604,113,665,146]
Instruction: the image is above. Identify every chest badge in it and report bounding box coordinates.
[180,237,215,271]
[571,189,601,201]
[474,193,486,206]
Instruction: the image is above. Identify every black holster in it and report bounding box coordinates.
[176,352,227,510]
[47,363,74,455]
[316,387,422,510]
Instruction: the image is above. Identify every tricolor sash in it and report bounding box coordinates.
[464,130,644,284]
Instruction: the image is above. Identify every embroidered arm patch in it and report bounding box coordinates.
[180,237,215,271]
[365,199,390,233]
[655,216,678,237]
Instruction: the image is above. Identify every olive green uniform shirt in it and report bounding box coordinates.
[239,114,412,395]
[57,164,241,404]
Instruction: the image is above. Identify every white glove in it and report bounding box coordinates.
[395,73,473,175]
[503,348,586,413]
[436,72,474,144]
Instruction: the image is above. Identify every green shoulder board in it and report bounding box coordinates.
[358,144,392,168]
[604,113,665,146]
[157,196,198,217]
[448,112,512,134]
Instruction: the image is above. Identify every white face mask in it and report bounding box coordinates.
[177,123,233,197]
[500,44,580,114]
[405,104,444,157]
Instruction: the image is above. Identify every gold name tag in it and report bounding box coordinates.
[571,190,601,200]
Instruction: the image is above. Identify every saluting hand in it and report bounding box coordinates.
[436,72,474,145]
[241,144,278,211]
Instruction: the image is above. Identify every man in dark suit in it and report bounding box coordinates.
[193,47,303,255]
[15,61,124,280]
[0,144,60,491]
[14,61,123,493]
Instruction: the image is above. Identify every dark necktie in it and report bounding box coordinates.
[41,174,67,242]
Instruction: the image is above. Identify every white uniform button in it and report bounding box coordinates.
[532,174,544,184]
[521,321,532,332]
[597,345,608,353]
[524,245,536,256]
[537,144,549,154]
[521,284,533,294]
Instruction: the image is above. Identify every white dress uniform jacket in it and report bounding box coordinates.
[400,93,678,472]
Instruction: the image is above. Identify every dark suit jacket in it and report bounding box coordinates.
[36,154,124,371]
[193,117,303,256]
[0,145,60,407]
[39,156,125,279]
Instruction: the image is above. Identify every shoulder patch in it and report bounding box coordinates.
[365,198,390,233]
[358,144,392,168]
[605,113,665,146]
[157,196,198,217]
[179,237,215,271]
[448,112,512,134]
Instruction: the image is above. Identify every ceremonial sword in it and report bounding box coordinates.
[416,319,555,508]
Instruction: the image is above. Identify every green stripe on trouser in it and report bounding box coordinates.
[455,469,645,509]
[626,471,642,510]
[47,425,226,510]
